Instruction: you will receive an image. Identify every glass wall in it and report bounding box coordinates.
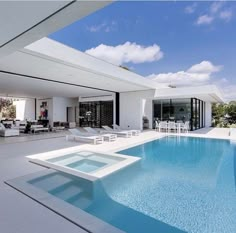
[79,101,113,128]
[153,98,205,131]
[190,98,205,131]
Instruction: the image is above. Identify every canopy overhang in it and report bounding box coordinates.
[153,85,224,103]
[0,38,164,98]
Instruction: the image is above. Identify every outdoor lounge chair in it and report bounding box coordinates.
[67,129,104,144]
[83,127,117,142]
[113,124,140,136]
[102,126,132,137]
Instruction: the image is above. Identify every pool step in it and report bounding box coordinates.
[49,182,84,201]
[53,156,83,166]
[67,193,92,210]
[29,173,72,192]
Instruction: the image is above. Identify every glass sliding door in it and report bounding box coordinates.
[153,98,205,131]
[153,98,191,128]
[190,98,205,130]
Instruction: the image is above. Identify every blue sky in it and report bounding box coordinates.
[49,1,236,100]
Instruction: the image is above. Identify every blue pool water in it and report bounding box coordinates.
[67,159,106,173]
[30,136,236,233]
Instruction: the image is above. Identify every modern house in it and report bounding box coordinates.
[1,2,233,233]
[0,1,223,132]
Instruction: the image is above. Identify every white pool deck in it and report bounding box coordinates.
[0,127,231,233]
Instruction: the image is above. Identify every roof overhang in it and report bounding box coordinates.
[0,38,163,98]
[154,85,224,103]
[0,0,112,59]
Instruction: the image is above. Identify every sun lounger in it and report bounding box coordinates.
[113,124,140,136]
[102,126,132,137]
[83,127,117,142]
[67,129,104,144]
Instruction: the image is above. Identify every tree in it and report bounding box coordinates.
[0,98,16,119]
[0,98,12,112]
[212,101,236,126]
[226,102,236,122]
[212,103,226,124]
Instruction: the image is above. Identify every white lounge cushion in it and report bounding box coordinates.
[0,128,20,137]
[0,123,6,130]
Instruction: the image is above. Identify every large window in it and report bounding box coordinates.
[190,98,204,131]
[153,98,205,131]
[79,101,113,128]
[153,98,191,122]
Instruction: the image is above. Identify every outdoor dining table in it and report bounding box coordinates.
[157,122,185,133]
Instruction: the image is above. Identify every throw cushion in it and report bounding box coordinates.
[4,124,12,129]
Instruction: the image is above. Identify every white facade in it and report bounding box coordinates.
[120,90,155,130]
[205,102,212,127]
[52,97,78,123]
[1,32,223,131]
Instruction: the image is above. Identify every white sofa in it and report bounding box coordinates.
[0,123,20,137]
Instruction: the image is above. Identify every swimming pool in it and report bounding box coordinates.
[8,136,236,233]
[87,136,236,232]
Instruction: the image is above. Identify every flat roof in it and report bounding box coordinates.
[154,85,224,103]
[0,38,166,98]
[0,0,111,58]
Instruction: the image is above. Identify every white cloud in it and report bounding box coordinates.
[222,85,236,101]
[148,61,222,86]
[219,10,232,22]
[85,42,163,65]
[185,3,197,14]
[87,23,106,32]
[187,61,222,73]
[196,15,214,25]
[214,79,236,101]
[86,21,117,33]
[210,1,224,14]
[194,1,233,26]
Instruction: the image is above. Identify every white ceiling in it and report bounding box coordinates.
[0,71,111,98]
[0,1,69,46]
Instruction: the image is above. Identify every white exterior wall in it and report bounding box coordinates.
[143,99,153,128]
[205,102,212,127]
[120,90,155,130]
[52,97,78,123]
[14,98,35,121]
